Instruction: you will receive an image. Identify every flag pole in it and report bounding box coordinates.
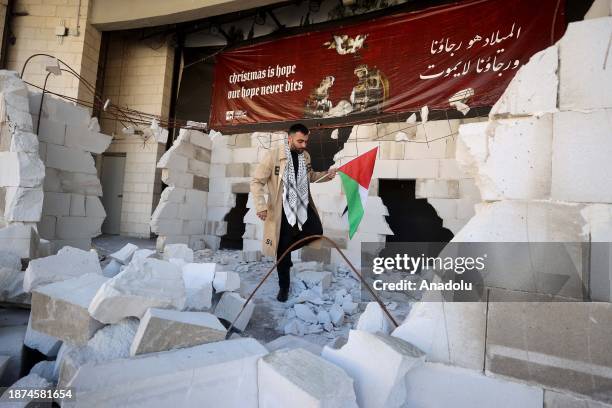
[314,170,336,183]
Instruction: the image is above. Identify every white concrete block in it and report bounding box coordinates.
[215,292,254,331]
[69,194,86,217]
[58,318,139,388]
[559,18,612,110]
[55,216,104,240]
[10,129,38,153]
[24,313,62,357]
[37,117,66,145]
[65,125,112,154]
[161,168,193,189]
[110,243,138,265]
[404,362,543,408]
[258,348,358,408]
[183,263,215,310]
[64,338,267,408]
[160,186,186,203]
[89,258,186,323]
[162,243,194,263]
[188,158,209,177]
[84,196,106,218]
[490,45,558,117]
[0,222,39,259]
[130,308,226,355]
[42,191,70,216]
[458,116,553,200]
[158,145,188,171]
[0,151,45,187]
[397,159,438,179]
[46,144,97,174]
[373,159,398,179]
[3,186,43,222]
[356,302,393,334]
[322,330,425,408]
[213,271,241,292]
[232,147,259,163]
[416,179,460,199]
[208,192,236,207]
[31,273,108,345]
[211,147,232,164]
[24,246,102,292]
[551,109,612,203]
[185,129,212,149]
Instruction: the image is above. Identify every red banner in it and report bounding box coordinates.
[210,0,564,130]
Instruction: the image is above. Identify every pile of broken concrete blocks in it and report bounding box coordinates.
[279,262,363,336]
[6,242,258,399]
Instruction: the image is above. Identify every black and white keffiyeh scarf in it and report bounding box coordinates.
[282,141,309,230]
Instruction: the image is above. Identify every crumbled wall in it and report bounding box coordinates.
[150,129,211,251]
[397,16,612,402]
[0,71,44,259]
[29,92,111,253]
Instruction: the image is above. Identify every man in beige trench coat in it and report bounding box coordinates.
[250,124,336,302]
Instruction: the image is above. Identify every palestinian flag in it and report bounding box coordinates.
[338,147,378,239]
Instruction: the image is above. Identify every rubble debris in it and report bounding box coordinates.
[329,304,345,326]
[182,262,215,310]
[214,292,254,332]
[295,270,331,295]
[265,335,324,355]
[23,246,102,292]
[212,271,241,292]
[101,259,122,277]
[130,308,226,356]
[322,330,425,408]
[355,302,393,334]
[258,348,358,408]
[58,318,139,388]
[31,273,107,345]
[162,243,194,263]
[29,360,57,383]
[0,325,26,386]
[238,250,262,263]
[24,314,62,357]
[64,338,267,407]
[88,258,186,324]
[109,243,138,264]
[294,304,319,324]
[0,373,52,406]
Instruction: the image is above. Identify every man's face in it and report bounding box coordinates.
[288,131,308,153]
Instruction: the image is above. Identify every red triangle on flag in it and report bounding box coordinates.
[337,147,378,189]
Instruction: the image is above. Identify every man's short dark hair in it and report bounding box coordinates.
[289,123,309,135]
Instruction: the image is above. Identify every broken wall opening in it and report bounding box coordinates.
[378,179,453,258]
[220,193,249,250]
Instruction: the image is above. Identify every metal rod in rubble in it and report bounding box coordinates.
[225,234,399,339]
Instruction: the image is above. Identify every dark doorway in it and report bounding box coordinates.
[220,193,249,250]
[378,179,453,258]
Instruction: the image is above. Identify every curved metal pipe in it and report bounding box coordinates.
[225,234,399,338]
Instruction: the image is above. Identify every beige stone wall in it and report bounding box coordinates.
[100,31,175,238]
[5,0,101,106]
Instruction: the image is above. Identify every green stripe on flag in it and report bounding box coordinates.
[339,171,364,239]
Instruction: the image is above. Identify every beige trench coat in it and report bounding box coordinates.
[250,146,331,257]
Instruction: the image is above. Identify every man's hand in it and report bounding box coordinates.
[327,168,337,180]
[257,210,267,221]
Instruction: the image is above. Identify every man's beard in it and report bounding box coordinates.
[290,145,305,153]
